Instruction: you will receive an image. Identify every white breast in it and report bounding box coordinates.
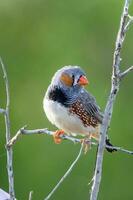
[43,97,97,136]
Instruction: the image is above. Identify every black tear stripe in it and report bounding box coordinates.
[48,87,69,107]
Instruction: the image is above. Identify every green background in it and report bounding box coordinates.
[0,0,133,199]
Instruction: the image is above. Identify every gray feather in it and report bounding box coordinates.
[78,89,103,123]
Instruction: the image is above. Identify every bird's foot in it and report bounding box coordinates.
[80,138,91,154]
[53,130,65,144]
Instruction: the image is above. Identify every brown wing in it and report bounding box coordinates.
[69,89,103,128]
[69,100,100,128]
[80,90,103,124]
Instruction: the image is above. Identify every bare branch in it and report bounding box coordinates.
[124,14,133,32]
[28,191,33,200]
[0,108,6,114]
[7,127,133,155]
[44,143,83,200]
[120,66,133,78]
[113,1,129,77]
[7,127,80,148]
[0,57,15,200]
[90,1,133,200]
[0,188,10,199]
[112,145,133,155]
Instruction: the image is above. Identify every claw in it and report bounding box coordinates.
[80,138,91,154]
[53,130,65,144]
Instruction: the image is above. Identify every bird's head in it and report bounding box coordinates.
[51,65,89,89]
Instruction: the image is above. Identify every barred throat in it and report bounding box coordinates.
[69,100,99,128]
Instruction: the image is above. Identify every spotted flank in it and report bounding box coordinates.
[69,100,99,128]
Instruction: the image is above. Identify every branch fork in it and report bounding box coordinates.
[0,1,133,200]
[90,1,133,200]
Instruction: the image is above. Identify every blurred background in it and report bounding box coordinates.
[0,0,133,199]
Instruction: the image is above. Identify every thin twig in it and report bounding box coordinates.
[0,57,15,200]
[7,127,80,147]
[28,191,33,200]
[0,188,10,199]
[124,14,133,31]
[120,66,133,78]
[90,1,133,200]
[0,108,6,114]
[44,143,83,200]
[7,127,133,155]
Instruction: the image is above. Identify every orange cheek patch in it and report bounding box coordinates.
[60,73,73,87]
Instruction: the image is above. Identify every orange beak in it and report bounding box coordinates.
[78,75,89,86]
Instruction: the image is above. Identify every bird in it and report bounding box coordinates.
[43,65,116,152]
